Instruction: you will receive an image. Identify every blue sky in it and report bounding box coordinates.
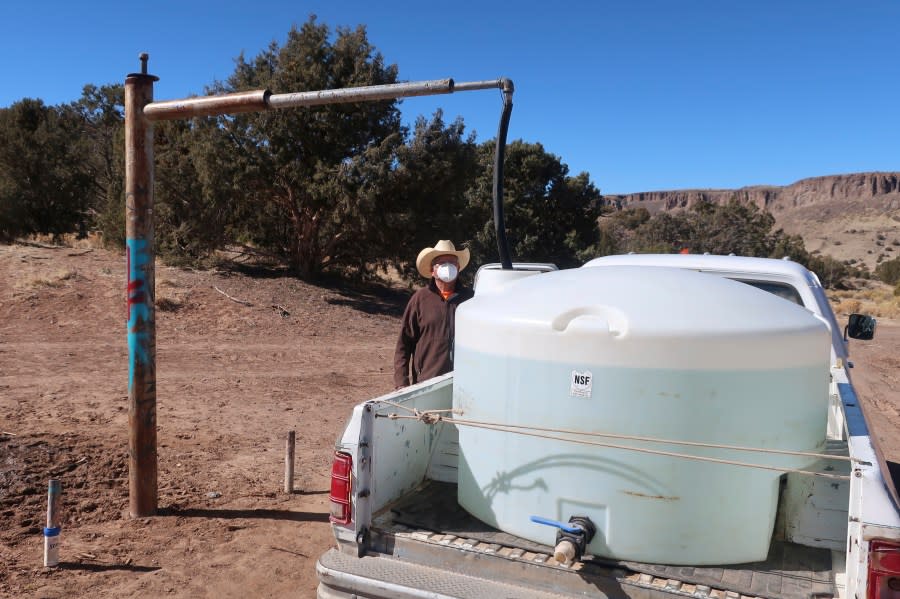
[2,1,898,194]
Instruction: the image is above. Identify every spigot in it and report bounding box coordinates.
[530,515,597,564]
[554,539,578,564]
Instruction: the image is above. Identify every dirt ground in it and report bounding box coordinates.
[841,314,900,466]
[1,243,898,598]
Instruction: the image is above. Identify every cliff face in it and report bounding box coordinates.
[606,172,900,213]
[603,172,900,271]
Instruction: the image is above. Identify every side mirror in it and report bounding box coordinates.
[844,313,876,341]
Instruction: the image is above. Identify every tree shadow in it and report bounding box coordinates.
[325,288,407,317]
[217,261,292,280]
[158,507,329,522]
[215,259,410,317]
[58,562,161,573]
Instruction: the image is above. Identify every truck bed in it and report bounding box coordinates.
[321,259,900,599]
[355,480,837,599]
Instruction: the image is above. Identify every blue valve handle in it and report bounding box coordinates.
[530,515,583,534]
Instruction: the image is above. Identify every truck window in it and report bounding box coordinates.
[730,279,804,305]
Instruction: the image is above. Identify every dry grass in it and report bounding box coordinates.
[834,298,862,315]
[15,268,78,290]
[830,281,900,319]
[26,232,105,249]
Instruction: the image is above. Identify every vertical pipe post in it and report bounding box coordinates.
[284,431,296,493]
[124,53,159,517]
[43,479,61,567]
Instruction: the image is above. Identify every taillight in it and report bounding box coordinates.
[868,539,900,599]
[329,451,352,525]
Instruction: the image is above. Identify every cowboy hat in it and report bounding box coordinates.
[416,240,471,278]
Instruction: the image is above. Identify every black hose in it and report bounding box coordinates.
[493,78,514,270]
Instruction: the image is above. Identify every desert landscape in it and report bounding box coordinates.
[1,241,898,598]
[607,172,900,272]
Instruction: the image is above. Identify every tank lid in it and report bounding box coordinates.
[456,266,830,369]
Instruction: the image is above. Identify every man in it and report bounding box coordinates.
[394,240,474,388]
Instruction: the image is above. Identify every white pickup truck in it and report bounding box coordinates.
[316,254,900,599]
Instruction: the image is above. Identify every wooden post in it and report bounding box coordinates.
[284,431,296,493]
[43,479,61,567]
[125,53,159,517]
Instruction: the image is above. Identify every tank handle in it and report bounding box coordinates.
[551,306,628,337]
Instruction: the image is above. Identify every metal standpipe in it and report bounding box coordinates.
[123,53,513,516]
[124,53,159,517]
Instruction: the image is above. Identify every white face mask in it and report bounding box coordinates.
[435,263,459,283]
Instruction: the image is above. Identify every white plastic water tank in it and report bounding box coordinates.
[453,266,831,565]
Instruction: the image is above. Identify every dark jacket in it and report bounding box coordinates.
[393,278,474,387]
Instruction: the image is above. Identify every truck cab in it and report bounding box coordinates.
[582,254,849,366]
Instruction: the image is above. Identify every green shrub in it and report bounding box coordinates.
[807,254,850,289]
[876,256,900,285]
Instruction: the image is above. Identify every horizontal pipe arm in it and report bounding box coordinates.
[267,78,455,110]
[452,78,512,93]
[142,78,511,121]
[143,90,270,122]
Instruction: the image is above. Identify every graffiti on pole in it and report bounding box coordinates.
[126,238,152,392]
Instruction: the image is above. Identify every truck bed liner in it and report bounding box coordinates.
[377,481,835,599]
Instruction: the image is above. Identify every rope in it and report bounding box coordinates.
[378,400,461,424]
[378,400,418,414]
[456,417,854,463]
[377,406,854,462]
[380,412,851,481]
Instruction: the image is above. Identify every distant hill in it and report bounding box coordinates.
[603,172,900,271]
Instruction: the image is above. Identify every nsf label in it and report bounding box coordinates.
[570,370,593,398]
